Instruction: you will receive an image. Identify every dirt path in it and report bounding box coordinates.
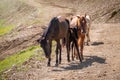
[4,23,120,80]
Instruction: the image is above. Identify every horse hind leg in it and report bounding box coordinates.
[74,39,82,62]
[80,44,84,60]
[67,42,70,62]
[81,35,85,60]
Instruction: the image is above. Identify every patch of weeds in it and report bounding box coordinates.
[0,19,15,36]
[36,56,45,61]
[0,45,42,73]
[0,76,3,80]
[30,20,44,25]
[16,65,29,72]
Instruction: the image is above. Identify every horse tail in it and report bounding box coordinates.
[65,19,70,28]
[61,19,70,47]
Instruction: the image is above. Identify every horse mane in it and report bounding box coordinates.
[41,16,70,42]
[44,17,59,39]
[80,16,87,33]
[77,17,81,28]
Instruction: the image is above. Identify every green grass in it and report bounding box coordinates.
[0,45,42,73]
[0,20,14,36]
[0,41,57,74]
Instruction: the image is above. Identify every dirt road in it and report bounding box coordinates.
[3,23,120,80]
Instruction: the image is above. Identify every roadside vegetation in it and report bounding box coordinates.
[0,46,42,73]
[0,20,14,36]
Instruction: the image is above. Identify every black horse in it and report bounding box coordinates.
[68,27,82,62]
[38,16,70,66]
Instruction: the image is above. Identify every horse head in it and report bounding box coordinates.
[77,16,86,34]
[38,36,51,58]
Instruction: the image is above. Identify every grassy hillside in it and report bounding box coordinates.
[0,45,44,73]
[0,0,35,36]
[0,0,119,30]
[0,0,35,25]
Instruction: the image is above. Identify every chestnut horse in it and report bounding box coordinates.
[70,15,87,60]
[38,16,70,66]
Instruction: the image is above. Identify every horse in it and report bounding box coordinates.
[68,27,82,62]
[85,14,91,45]
[70,15,87,60]
[37,16,70,66]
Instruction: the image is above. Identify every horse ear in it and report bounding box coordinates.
[76,15,80,18]
[82,17,86,23]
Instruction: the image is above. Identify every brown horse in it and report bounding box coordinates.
[70,15,87,60]
[37,16,70,66]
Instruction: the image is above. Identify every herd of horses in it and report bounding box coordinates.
[37,14,91,66]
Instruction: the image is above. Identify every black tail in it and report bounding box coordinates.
[62,19,70,47]
[65,19,70,28]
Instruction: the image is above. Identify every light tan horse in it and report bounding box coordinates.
[85,14,91,45]
[70,15,87,60]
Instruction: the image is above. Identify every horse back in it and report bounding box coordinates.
[57,16,69,39]
[46,16,69,40]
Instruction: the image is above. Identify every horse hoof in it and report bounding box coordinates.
[82,57,84,60]
[59,62,61,64]
[80,60,82,63]
[55,63,58,67]
[72,58,74,61]
[47,64,51,67]
[68,60,70,62]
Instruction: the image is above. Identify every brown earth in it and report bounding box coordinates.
[2,23,120,80]
[0,0,120,80]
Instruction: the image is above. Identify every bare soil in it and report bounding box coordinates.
[2,23,120,80]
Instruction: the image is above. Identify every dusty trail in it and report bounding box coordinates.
[4,23,120,80]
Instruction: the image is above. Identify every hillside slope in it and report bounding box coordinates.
[0,0,120,25]
[0,0,120,60]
